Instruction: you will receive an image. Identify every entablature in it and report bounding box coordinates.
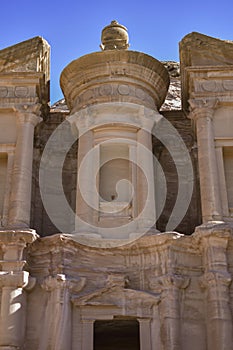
[182,65,233,112]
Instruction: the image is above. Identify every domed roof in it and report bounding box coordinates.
[100,20,129,51]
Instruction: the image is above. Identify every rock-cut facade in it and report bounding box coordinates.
[0,20,233,350]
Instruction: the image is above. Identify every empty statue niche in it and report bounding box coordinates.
[99,143,133,220]
[0,153,8,226]
[94,318,140,350]
[223,146,233,214]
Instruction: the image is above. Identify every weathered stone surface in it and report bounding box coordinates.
[0,36,50,76]
[180,32,233,68]
[53,61,181,112]
[1,22,233,350]
[161,61,181,111]
[60,50,170,112]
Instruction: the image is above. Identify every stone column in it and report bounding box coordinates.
[0,230,37,349]
[0,272,29,349]
[195,222,233,350]
[189,99,222,222]
[138,318,152,350]
[8,105,42,228]
[158,274,190,350]
[137,128,156,230]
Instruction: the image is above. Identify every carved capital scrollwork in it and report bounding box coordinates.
[0,271,29,289]
[188,98,219,120]
[200,271,232,289]
[41,274,86,294]
[16,103,42,126]
[158,273,190,290]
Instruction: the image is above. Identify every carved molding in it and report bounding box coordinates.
[71,83,156,113]
[0,85,36,99]
[194,79,233,93]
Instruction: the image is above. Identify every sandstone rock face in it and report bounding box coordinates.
[161,61,181,110]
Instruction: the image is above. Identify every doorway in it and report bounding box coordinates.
[94,319,140,350]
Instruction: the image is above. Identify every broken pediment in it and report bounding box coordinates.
[180,32,233,68]
[0,36,50,77]
[180,32,233,112]
[0,36,50,107]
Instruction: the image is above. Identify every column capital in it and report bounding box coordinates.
[41,274,86,293]
[188,98,219,120]
[158,273,190,290]
[0,271,29,289]
[200,271,232,289]
[0,230,38,252]
[194,222,231,248]
[0,229,38,244]
[16,103,42,126]
[0,230,38,272]
[137,317,151,324]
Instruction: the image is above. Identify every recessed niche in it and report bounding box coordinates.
[99,143,131,203]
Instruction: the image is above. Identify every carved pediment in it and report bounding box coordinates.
[0,37,50,107]
[180,32,233,67]
[72,285,160,309]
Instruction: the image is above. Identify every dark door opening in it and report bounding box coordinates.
[94,319,140,350]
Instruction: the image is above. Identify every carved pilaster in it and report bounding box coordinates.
[189,98,222,222]
[199,271,233,350]
[40,274,86,350]
[157,274,190,350]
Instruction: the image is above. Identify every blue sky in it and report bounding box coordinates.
[1,0,233,104]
